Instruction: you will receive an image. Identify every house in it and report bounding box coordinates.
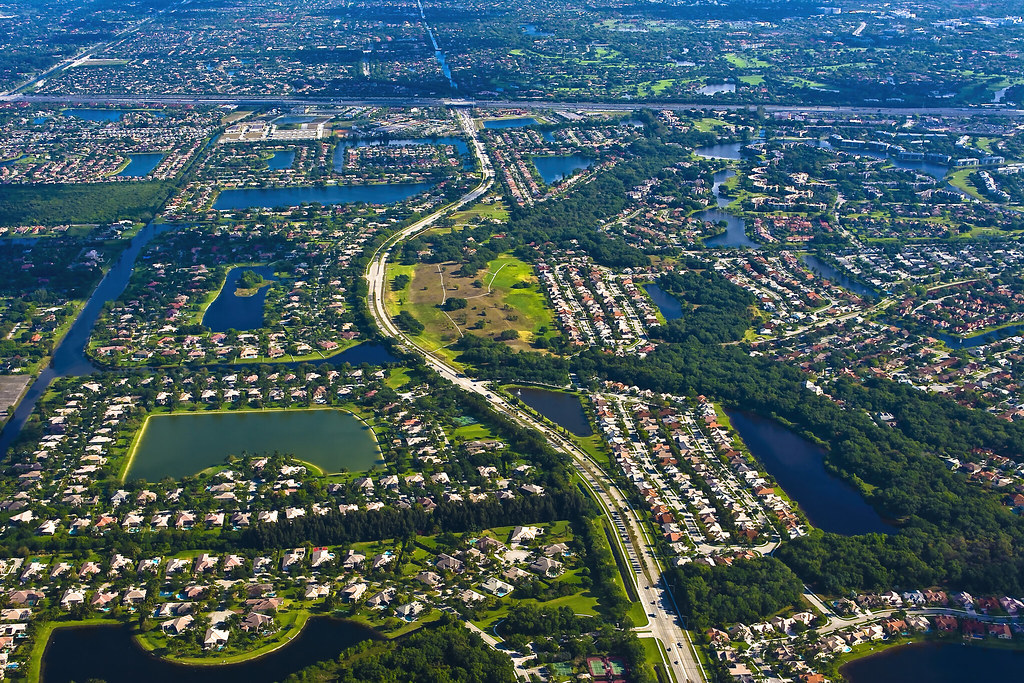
[481,577,514,597]
[933,615,958,632]
[310,547,334,568]
[510,525,542,544]
[416,571,442,589]
[529,557,563,577]
[436,554,464,574]
[204,628,230,649]
[162,615,195,636]
[341,583,367,603]
[367,587,396,608]
[241,612,275,633]
[395,601,424,620]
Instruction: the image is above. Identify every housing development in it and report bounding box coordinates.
[1,0,1024,682]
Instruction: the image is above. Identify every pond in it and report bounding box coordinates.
[513,387,593,436]
[41,618,377,683]
[213,182,435,210]
[701,208,757,248]
[483,118,539,129]
[694,142,744,160]
[644,283,683,321]
[117,153,165,178]
[841,642,1024,683]
[801,254,878,299]
[522,24,553,36]
[532,154,592,184]
[725,410,893,535]
[266,150,295,170]
[697,83,736,95]
[65,108,123,122]
[126,408,382,481]
[202,265,278,332]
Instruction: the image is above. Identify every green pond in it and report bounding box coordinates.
[127,409,381,481]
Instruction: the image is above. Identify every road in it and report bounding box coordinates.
[4,92,1023,118]
[366,108,707,683]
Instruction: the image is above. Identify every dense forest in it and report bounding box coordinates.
[0,182,173,226]
[669,556,805,631]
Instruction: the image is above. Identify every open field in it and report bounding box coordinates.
[386,255,555,356]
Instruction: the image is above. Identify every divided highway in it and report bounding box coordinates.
[365,108,706,683]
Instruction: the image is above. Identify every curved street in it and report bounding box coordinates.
[365,107,706,683]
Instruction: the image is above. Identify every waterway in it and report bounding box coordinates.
[532,154,592,184]
[117,153,165,178]
[40,618,377,683]
[932,324,1024,350]
[801,254,878,299]
[127,408,381,480]
[701,208,755,248]
[266,149,295,170]
[483,118,539,129]
[202,265,278,332]
[513,387,593,436]
[65,108,123,122]
[213,182,435,210]
[416,0,456,89]
[725,410,893,535]
[644,283,683,320]
[841,642,1024,683]
[0,222,176,457]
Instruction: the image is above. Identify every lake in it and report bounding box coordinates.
[532,154,592,184]
[701,208,757,248]
[694,142,744,160]
[841,642,1024,683]
[801,254,878,299]
[266,150,295,170]
[202,265,278,332]
[522,24,553,36]
[66,108,123,122]
[513,387,593,436]
[484,118,538,129]
[213,182,435,210]
[697,83,736,95]
[726,410,893,535]
[127,408,382,481]
[644,283,683,321]
[41,618,377,683]
[117,153,165,178]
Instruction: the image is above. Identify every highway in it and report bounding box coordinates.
[365,108,707,683]
[4,92,1023,119]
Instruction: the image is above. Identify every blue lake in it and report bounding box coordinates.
[726,410,894,535]
[484,118,538,129]
[40,618,377,683]
[522,24,553,36]
[266,150,295,170]
[202,266,277,332]
[513,387,593,437]
[117,153,164,178]
[213,182,435,210]
[842,642,1024,683]
[66,108,123,122]
[694,142,744,160]
[801,255,878,299]
[701,209,756,248]
[532,154,592,184]
[644,283,683,320]
[934,323,1024,350]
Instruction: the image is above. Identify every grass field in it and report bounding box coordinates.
[386,254,555,357]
